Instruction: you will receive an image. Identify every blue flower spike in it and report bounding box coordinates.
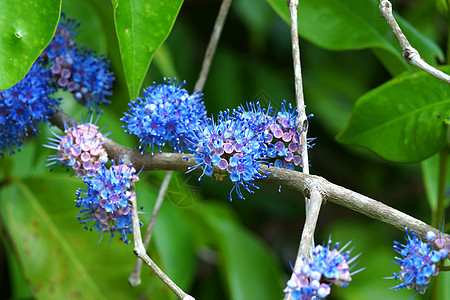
[75,160,141,244]
[122,78,206,154]
[284,238,363,299]
[41,13,114,111]
[188,101,314,200]
[44,115,109,177]
[0,62,59,156]
[387,228,449,295]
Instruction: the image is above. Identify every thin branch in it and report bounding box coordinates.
[286,3,318,297]
[128,170,173,287]
[194,0,232,92]
[293,188,322,271]
[50,108,440,240]
[379,0,450,83]
[288,0,309,175]
[129,182,195,300]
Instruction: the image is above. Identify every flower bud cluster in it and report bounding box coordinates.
[41,13,114,111]
[45,117,109,177]
[122,78,206,153]
[388,229,449,294]
[0,62,59,156]
[75,160,140,244]
[284,239,361,299]
[189,101,314,200]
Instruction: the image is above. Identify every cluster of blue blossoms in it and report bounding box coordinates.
[76,160,140,244]
[284,239,362,299]
[0,13,113,156]
[41,13,114,111]
[122,78,206,153]
[0,63,59,156]
[45,115,139,244]
[121,83,314,200]
[188,101,314,200]
[387,229,449,295]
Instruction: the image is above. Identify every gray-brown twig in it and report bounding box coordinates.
[128,183,195,300]
[128,170,173,287]
[379,0,450,83]
[194,0,232,92]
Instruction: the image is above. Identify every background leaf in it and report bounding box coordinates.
[0,0,61,89]
[198,203,284,300]
[112,0,183,100]
[266,0,443,76]
[336,68,450,163]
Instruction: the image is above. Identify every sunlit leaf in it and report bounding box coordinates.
[337,68,450,163]
[266,0,443,75]
[112,0,183,100]
[0,0,61,89]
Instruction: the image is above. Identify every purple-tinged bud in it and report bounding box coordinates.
[44,116,109,177]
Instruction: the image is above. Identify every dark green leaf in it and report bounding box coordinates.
[337,68,450,163]
[112,0,183,100]
[0,173,176,299]
[199,203,284,300]
[0,177,104,299]
[266,0,443,75]
[0,0,61,89]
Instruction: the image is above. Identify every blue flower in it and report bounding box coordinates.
[188,104,271,200]
[0,61,59,156]
[41,13,114,111]
[75,160,141,244]
[387,229,448,295]
[284,238,362,299]
[121,78,206,153]
[188,101,314,200]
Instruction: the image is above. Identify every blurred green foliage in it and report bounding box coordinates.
[0,0,449,299]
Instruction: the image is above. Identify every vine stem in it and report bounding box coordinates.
[379,0,450,83]
[128,182,195,300]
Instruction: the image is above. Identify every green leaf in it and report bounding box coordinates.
[0,178,104,299]
[0,174,175,299]
[266,0,443,75]
[112,0,183,100]
[198,203,284,300]
[0,0,61,89]
[337,68,450,163]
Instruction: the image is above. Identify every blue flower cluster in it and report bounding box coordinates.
[0,62,59,156]
[387,229,449,295]
[284,239,362,299]
[41,13,114,111]
[121,80,313,200]
[188,101,314,200]
[75,161,140,244]
[121,78,206,153]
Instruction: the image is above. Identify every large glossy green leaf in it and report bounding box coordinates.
[337,68,450,163]
[0,173,177,299]
[0,177,104,299]
[266,0,443,75]
[112,0,183,100]
[198,203,284,300]
[0,0,61,89]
